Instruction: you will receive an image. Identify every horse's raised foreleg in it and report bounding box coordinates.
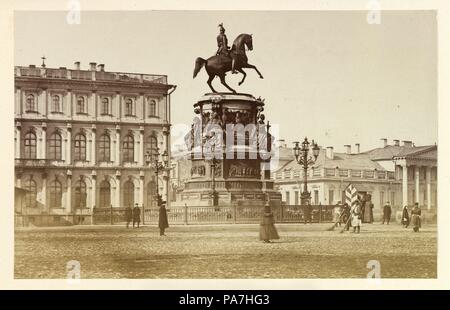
[207,74,217,93]
[219,75,236,93]
[237,68,247,86]
[243,63,264,79]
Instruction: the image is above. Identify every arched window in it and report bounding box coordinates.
[76,96,85,114]
[125,98,133,116]
[148,100,156,117]
[24,131,37,159]
[74,179,87,209]
[99,180,111,208]
[74,134,86,161]
[48,132,62,160]
[123,180,135,207]
[146,181,157,208]
[24,178,37,208]
[122,135,134,162]
[49,179,62,209]
[98,134,110,162]
[146,135,158,156]
[101,97,109,115]
[26,94,36,112]
[52,95,61,112]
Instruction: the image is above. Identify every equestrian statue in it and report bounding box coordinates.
[193,23,264,93]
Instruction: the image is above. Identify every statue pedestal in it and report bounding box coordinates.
[175,93,281,207]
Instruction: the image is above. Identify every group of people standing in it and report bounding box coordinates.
[124,202,169,236]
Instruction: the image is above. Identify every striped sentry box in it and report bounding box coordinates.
[345,183,359,207]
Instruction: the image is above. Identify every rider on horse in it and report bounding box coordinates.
[216,23,238,74]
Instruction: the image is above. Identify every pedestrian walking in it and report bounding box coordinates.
[351,201,362,233]
[125,206,132,228]
[382,201,392,224]
[401,205,410,228]
[342,203,351,231]
[411,203,421,232]
[334,202,342,227]
[132,203,141,228]
[159,202,169,236]
[259,203,279,243]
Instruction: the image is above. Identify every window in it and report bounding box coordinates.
[74,179,87,209]
[329,190,334,205]
[148,100,156,117]
[146,181,157,207]
[99,180,111,208]
[48,132,62,160]
[24,178,37,208]
[24,131,37,159]
[146,136,158,155]
[294,191,299,205]
[98,134,111,162]
[52,95,61,112]
[391,191,396,207]
[285,191,290,204]
[314,190,319,205]
[49,179,62,209]
[123,180,134,207]
[76,96,85,114]
[26,94,36,112]
[74,134,87,161]
[380,191,385,206]
[101,97,109,115]
[125,98,133,116]
[122,135,134,162]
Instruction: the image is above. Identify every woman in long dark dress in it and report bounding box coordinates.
[411,203,421,232]
[259,204,279,243]
[159,203,169,236]
[401,205,410,228]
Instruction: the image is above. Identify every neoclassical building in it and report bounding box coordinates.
[14,61,175,225]
[272,139,437,221]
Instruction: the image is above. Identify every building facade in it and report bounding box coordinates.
[272,139,437,221]
[14,62,175,225]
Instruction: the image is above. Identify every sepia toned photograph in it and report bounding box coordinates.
[12,8,437,280]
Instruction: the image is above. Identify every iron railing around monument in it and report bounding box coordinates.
[90,204,334,225]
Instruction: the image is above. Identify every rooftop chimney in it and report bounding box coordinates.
[344,144,351,154]
[89,62,97,71]
[97,64,105,72]
[393,139,400,146]
[74,61,81,70]
[355,143,360,154]
[326,146,334,160]
[402,140,413,147]
[380,138,388,148]
[29,64,36,68]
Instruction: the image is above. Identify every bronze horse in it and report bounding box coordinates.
[193,33,264,93]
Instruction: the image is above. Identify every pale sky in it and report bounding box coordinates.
[14,10,437,153]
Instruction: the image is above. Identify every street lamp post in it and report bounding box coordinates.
[203,134,219,207]
[145,148,169,207]
[293,137,320,205]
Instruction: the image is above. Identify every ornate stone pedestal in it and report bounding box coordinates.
[177,93,281,207]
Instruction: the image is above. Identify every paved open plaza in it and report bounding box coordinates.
[15,223,436,279]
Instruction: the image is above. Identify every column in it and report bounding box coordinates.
[91,127,96,164]
[41,88,48,116]
[15,125,21,158]
[164,128,170,207]
[91,174,96,208]
[67,172,72,212]
[139,128,144,166]
[115,127,120,165]
[414,166,420,204]
[67,90,73,117]
[115,173,121,208]
[66,126,72,164]
[426,166,432,210]
[41,125,47,159]
[86,131,91,162]
[402,164,408,207]
[139,175,144,206]
[42,173,47,211]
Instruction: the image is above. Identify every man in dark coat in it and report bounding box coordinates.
[125,206,133,228]
[411,203,421,232]
[401,205,410,228]
[132,203,141,228]
[159,202,169,236]
[382,201,392,224]
[341,203,351,231]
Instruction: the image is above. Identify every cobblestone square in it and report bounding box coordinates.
[15,223,436,279]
